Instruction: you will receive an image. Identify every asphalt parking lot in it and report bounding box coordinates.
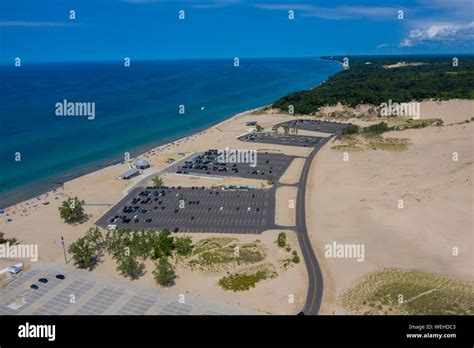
[171,150,294,181]
[96,186,277,234]
[238,132,325,147]
[277,119,350,135]
[0,265,263,315]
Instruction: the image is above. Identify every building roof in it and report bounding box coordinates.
[135,159,150,167]
[120,168,140,178]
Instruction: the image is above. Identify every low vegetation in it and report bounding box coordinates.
[266,174,274,185]
[218,264,277,291]
[277,232,286,248]
[331,120,428,152]
[339,268,474,315]
[0,232,18,245]
[186,238,266,273]
[291,250,300,264]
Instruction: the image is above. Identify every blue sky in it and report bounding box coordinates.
[0,0,472,62]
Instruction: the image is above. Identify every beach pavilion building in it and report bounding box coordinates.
[135,159,151,170]
[119,168,140,180]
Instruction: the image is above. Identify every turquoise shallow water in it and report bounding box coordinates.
[0,57,341,208]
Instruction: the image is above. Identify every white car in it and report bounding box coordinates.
[219,207,224,212]
[8,266,22,275]
[106,224,117,231]
[247,207,251,212]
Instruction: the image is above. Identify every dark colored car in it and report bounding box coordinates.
[56,274,65,280]
[38,278,48,284]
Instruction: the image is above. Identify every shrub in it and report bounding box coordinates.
[277,232,286,248]
[342,124,359,135]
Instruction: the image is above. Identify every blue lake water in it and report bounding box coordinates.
[0,57,341,208]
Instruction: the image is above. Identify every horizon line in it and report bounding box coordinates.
[1,53,473,65]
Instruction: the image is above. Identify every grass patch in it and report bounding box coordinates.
[339,268,474,315]
[218,264,277,291]
[219,271,267,291]
[186,238,266,272]
[192,237,236,255]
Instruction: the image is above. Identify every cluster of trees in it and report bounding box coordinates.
[68,227,193,286]
[273,56,474,114]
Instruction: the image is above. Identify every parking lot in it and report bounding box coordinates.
[96,186,277,234]
[277,119,350,135]
[171,150,294,181]
[0,265,263,315]
[238,132,325,147]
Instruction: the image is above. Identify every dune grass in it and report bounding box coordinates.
[339,268,474,315]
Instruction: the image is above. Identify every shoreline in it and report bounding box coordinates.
[0,105,269,210]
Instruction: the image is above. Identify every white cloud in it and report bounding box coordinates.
[400,22,474,47]
[254,4,399,20]
[376,43,389,48]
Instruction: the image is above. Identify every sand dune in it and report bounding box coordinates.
[307,102,473,314]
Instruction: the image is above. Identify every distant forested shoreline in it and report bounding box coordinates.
[273,55,474,114]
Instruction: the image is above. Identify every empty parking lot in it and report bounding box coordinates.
[97,186,277,234]
[277,119,350,135]
[171,150,294,181]
[0,265,263,315]
[238,132,326,147]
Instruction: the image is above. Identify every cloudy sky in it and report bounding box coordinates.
[0,0,472,62]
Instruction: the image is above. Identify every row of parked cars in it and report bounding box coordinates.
[30,274,65,290]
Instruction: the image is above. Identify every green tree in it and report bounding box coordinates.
[68,227,105,270]
[277,232,286,248]
[151,176,164,187]
[116,255,145,280]
[68,236,96,270]
[59,197,85,224]
[272,124,281,133]
[282,124,290,134]
[153,257,177,287]
[158,229,175,256]
[292,250,300,264]
[266,174,274,185]
[255,124,264,132]
[175,236,193,256]
[0,232,18,245]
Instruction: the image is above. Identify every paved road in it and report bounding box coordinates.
[295,136,332,315]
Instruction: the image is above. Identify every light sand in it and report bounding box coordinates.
[279,158,305,185]
[306,101,473,314]
[275,186,297,227]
